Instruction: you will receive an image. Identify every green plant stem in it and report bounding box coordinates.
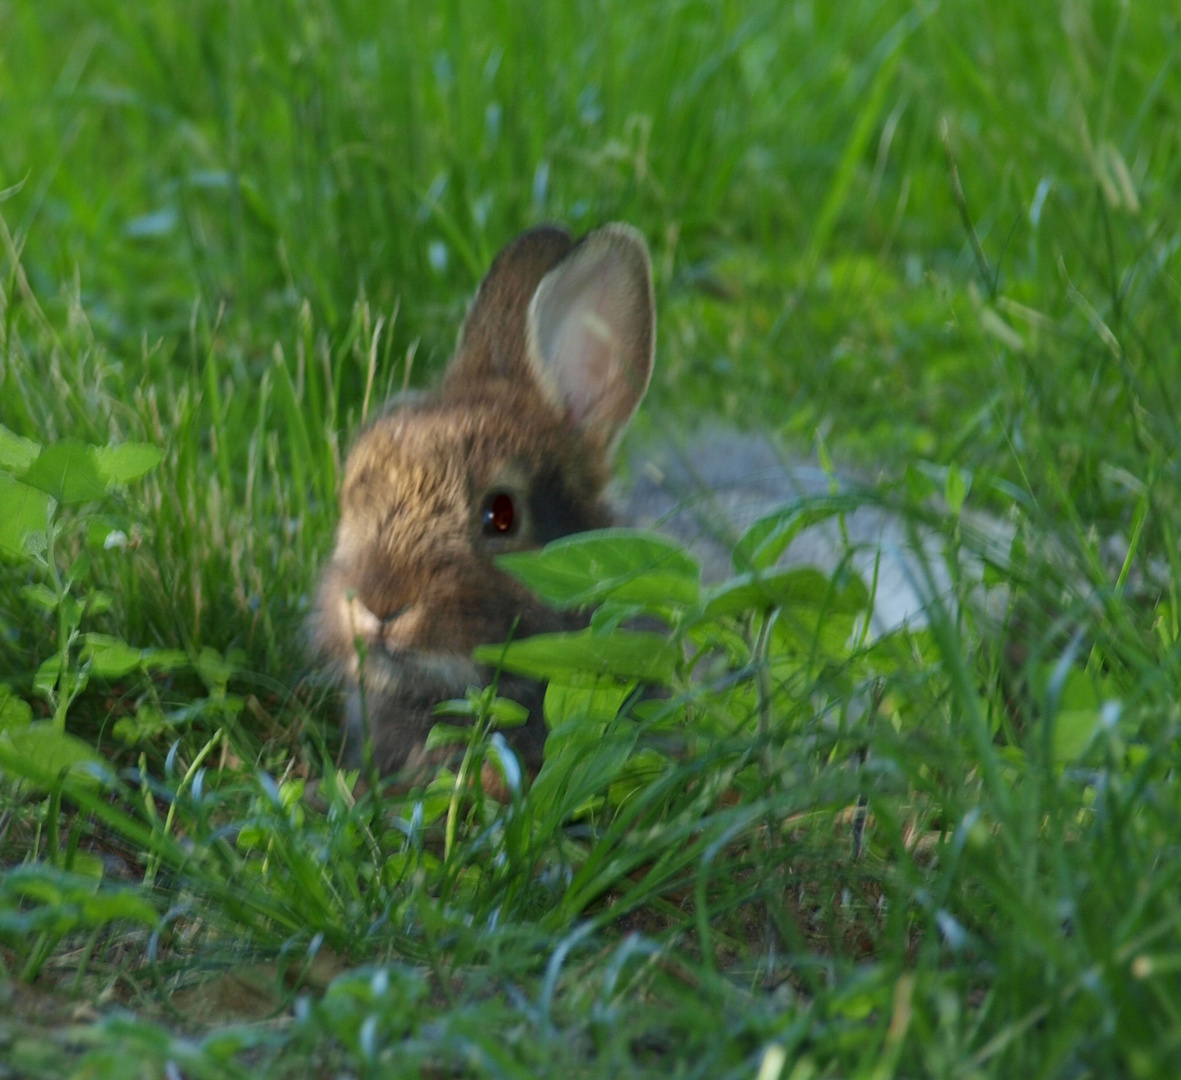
[145,728,223,889]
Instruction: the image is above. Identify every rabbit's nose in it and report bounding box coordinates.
[380,604,412,626]
[378,604,430,649]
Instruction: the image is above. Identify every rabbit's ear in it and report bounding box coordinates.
[445,225,574,388]
[525,224,654,453]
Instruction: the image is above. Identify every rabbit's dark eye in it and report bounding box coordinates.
[482,490,518,536]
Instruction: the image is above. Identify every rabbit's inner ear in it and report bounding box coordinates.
[526,224,655,453]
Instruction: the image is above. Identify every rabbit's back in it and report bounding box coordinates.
[620,429,998,634]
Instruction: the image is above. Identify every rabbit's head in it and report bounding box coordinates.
[310,224,655,778]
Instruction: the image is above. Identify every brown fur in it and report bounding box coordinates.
[309,223,655,778]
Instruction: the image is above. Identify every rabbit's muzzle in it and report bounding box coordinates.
[328,584,565,777]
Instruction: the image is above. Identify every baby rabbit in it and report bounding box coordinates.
[310,224,655,778]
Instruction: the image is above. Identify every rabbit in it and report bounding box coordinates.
[309,223,656,779]
[311,220,1008,782]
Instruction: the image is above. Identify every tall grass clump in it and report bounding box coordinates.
[2,0,1181,1076]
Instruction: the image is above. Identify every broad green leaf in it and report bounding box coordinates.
[536,681,647,816]
[279,778,305,812]
[0,722,109,787]
[589,601,649,633]
[1033,661,1121,763]
[143,649,189,672]
[424,723,475,749]
[532,713,639,820]
[22,530,47,558]
[34,651,67,697]
[86,590,114,616]
[0,424,40,472]
[197,646,237,694]
[113,704,169,745]
[704,566,869,618]
[82,633,146,678]
[313,965,427,1050]
[93,442,164,485]
[1034,661,1117,715]
[20,583,58,612]
[1052,709,1101,762]
[474,630,679,683]
[69,851,106,879]
[609,746,669,806]
[1,865,157,929]
[432,690,529,726]
[484,696,529,726]
[0,474,52,559]
[418,771,457,824]
[544,680,634,729]
[81,890,160,928]
[732,497,857,572]
[237,823,270,850]
[497,529,700,608]
[0,687,33,731]
[31,629,83,710]
[904,462,940,503]
[22,440,108,504]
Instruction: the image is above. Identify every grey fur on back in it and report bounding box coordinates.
[618,429,1001,634]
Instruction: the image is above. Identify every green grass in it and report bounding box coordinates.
[2,0,1181,1076]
